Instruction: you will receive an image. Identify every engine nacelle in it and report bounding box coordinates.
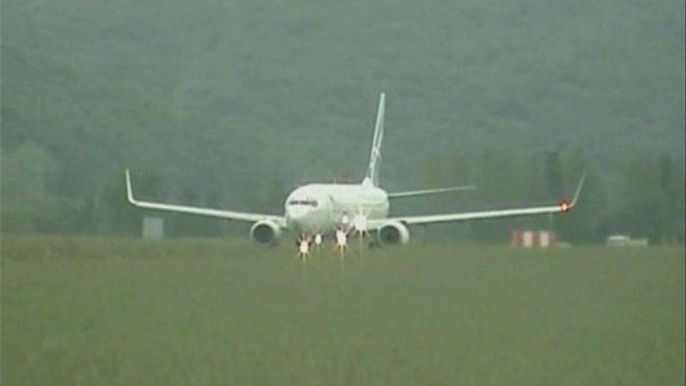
[250,220,282,246]
[376,221,410,246]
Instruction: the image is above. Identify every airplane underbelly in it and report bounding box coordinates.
[366,203,389,219]
[333,200,388,220]
[291,213,327,234]
[305,186,390,233]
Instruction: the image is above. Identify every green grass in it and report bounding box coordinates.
[2,237,684,385]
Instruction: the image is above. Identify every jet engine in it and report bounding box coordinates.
[250,220,282,246]
[376,221,410,246]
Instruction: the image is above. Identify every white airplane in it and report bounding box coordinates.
[126,93,584,249]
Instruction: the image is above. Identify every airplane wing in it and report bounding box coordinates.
[125,169,287,227]
[371,173,585,227]
[387,185,477,199]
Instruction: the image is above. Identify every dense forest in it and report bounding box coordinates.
[2,0,684,244]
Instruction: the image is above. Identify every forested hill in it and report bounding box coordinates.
[2,0,684,241]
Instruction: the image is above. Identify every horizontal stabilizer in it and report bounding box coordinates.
[388,185,477,199]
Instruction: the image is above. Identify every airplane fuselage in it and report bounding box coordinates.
[284,183,389,235]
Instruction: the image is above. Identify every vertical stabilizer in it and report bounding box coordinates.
[363,93,385,187]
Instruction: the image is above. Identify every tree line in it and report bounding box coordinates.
[3,142,683,245]
[420,147,684,245]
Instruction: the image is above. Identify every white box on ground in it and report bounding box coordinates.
[522,231,534,248]
[143,217,164,240]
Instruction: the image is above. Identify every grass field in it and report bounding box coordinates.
[2,237,684,386]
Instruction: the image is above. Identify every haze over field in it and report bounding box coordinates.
[2,238,685,385]
[2,0,684,241]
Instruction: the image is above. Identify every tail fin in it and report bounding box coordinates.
[363,92,385,187]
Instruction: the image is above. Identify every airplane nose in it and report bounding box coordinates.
[286,207,309,229]
[287,207,308,219]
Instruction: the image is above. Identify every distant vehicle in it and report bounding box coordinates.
[606,235,631,246]
[606,235,649,247]
[126,93,585,254]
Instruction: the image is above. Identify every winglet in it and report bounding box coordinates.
[569,172,586,208]
[125,169,136,205]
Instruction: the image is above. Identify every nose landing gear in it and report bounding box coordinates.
[296,234,311,261]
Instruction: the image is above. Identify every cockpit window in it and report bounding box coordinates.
[287,199,318,207]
